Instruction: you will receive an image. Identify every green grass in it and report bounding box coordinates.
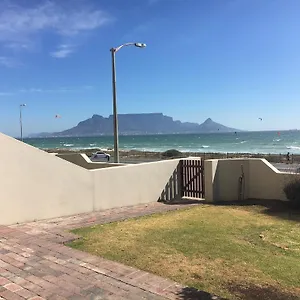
[68,204,300,300]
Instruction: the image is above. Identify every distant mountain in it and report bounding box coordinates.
[198,118,237,133]
[31,113,241,137]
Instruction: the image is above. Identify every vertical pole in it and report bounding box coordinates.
[20,106,23,142]
[111,48,119,163]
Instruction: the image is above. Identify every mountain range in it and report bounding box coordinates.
[31,113,240,137]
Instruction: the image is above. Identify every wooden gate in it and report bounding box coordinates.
[181,159,205,198]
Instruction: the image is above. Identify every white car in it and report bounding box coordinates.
[90,151,110,162]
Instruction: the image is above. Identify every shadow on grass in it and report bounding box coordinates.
[177,287,226,300]
[177,282,300,300]
[227,282,300,300]
[206,199,300,222]
[161,198,204,205]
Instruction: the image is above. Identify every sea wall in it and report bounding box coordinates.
[205,158,293,202]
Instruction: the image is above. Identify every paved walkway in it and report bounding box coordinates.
[0,202,221,300]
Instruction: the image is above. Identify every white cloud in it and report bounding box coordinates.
[83,85,94,90]
[18,86,93,93]
[5,43,30,51]
[0,85,93,96]
[0,1,112,53]
[50,44,75,58]
[0,91,14,96]
[22,88,43,93]
[0,56,20,67]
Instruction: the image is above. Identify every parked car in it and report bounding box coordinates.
[90,151,110,162]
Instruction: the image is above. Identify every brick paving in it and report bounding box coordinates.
[0,202,222,300]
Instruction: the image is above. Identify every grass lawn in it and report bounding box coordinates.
[68,203,300,300]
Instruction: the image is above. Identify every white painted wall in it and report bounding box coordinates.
[4,128,293,225]
[0,133,180,225]
[205,158,294,202]
[249,159,290,200]
[0,133,94,225]
[93,159,181,211]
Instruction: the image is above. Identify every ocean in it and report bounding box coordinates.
[23,131,300,154]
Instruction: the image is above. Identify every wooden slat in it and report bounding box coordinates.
[181,160,184,196]
[186,160,188,196]
[196,159,200,198]
[187,161,190,197]
[182,163,187,196]
[197,160,202,198]
[194,161,197,198]
[199,159,202,198]
[190,162,193,198]
[190,160,193,197]
[185,160,188,196]
[190,161,195,197]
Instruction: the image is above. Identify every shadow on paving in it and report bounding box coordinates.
[177,287,226,300]
[207,199,300,222]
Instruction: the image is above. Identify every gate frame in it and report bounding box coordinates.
[180,159,205,198]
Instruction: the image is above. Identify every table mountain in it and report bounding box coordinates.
[32,113,240,137]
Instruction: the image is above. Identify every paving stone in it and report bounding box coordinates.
[0,202,214,299]
[0,289,25,300]
[0,277,11,286]
[3,283,23,292]
[15,288,36,299]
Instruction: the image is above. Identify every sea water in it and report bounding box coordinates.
[23,131,300,154]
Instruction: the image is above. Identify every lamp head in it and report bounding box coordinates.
[134,43,146,48]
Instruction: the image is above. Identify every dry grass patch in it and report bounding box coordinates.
[68,204,300,300]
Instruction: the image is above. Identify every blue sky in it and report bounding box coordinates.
[1,0,300,137]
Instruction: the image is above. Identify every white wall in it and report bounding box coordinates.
[205,159,250,202]
[205,158,293,202]
[249,159,289,200]
[0,133,94,225]
[92,159,181,211]
[0,133,180,225]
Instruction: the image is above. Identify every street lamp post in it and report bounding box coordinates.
[110,42,146,163]
[19,104,26,142]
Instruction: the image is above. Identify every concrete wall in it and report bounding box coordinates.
[0,133,93,225]
[0,133,180,225]
[6,128,295,225]
[56,153,125,169]
[249,159,289,200]
[206,159,250,202]
[205,158,293,202]
[93,159,181,211]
